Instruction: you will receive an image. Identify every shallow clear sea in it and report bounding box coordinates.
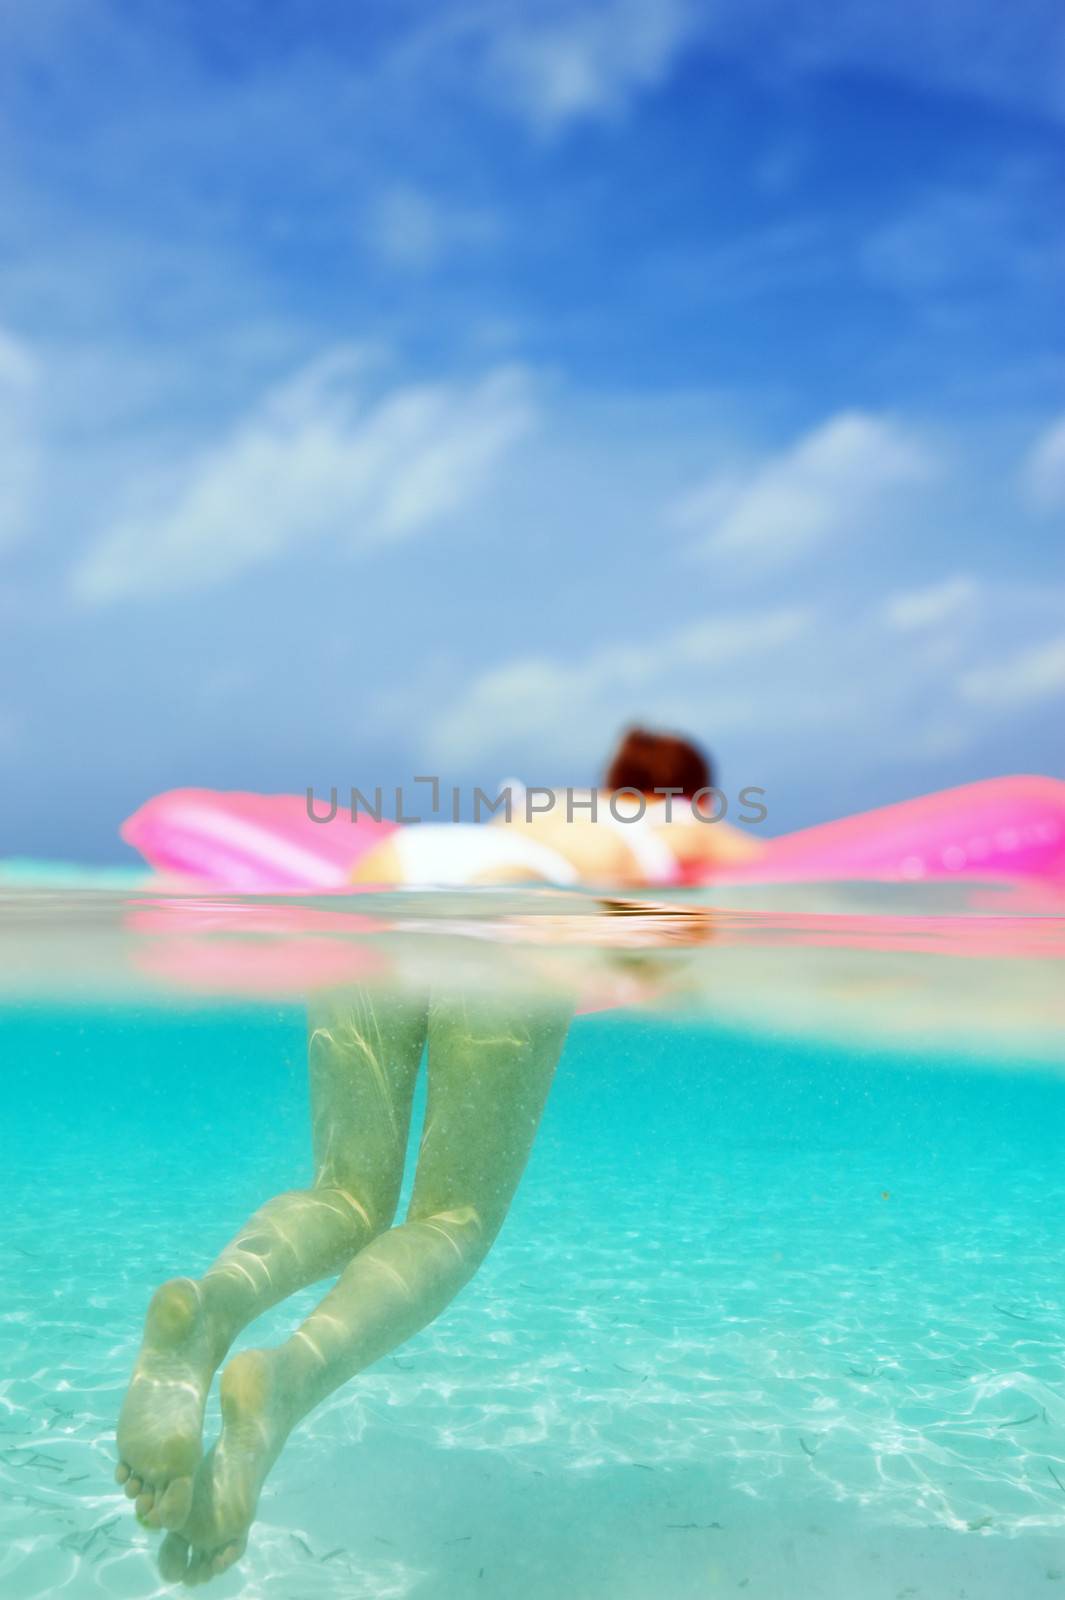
[1,878,1063,1598]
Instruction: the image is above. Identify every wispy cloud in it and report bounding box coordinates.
[862,164,1065,300]
[1022,415,1065,512]
[0,327,41,551]
[0,703,21,761]
[959,634,1065,711]
[715,0,1065,125]
[882,575,978,632]
[472,0,698,134]
[672,412,933,573]
[428,0,1065,137]
[70,352,536,603]
[423,569,1065,781]
[366,184,499,272]
[426,607,813,767]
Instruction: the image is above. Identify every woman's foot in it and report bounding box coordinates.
[115,1278,222,1530]
[158,1348,293,1586]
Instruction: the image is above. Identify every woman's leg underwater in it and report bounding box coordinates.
[159,989,572,1584]
[116,988,427,1531]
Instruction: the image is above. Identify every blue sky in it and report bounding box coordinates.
[1,0,1064,860]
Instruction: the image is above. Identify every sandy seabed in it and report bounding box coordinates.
[2,1008,1063,1598]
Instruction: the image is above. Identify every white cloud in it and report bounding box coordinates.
[0,327,41,551]
[475,0,698,134]
[0,329,36,389]
[0,704,21,759]
[369,187,445,271]
[861,165,1065,301]
[431,1,1065,140]
[1022,416,1065,512]
[420,569,1065,782]
[427,607,812,767]
[959,635,1065,711]
[367,185,498,271]
[710,0,1065,126]
[882,575,978,632]
[71,352,536,603]
[672,411,933,572]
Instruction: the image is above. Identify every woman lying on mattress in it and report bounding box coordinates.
[350,726,766,889]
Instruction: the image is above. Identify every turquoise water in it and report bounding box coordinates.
[1,886,1064,1597]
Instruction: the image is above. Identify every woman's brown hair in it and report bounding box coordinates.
[603,726,713,798]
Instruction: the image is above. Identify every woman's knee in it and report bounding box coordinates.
[311,1179,400,1239]
[404,1200,502,1276]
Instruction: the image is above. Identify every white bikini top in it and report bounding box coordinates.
[571,790,688,886]
[498,783,689,887]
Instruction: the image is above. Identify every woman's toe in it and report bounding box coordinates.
[158,1532,191,1584]
[153,1476,194,1531]
[185,1550,211,1588]
[214,1540,244,1575]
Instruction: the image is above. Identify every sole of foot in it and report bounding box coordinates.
[115,1277,218,1531]
[158,1348,288,1587]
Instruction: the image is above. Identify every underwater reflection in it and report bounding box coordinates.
[114,983,572,1585]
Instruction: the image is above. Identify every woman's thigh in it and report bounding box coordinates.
[408,990,572,1234]
[307,986,428,1221]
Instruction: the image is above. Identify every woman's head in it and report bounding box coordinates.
[603,726,713,799]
